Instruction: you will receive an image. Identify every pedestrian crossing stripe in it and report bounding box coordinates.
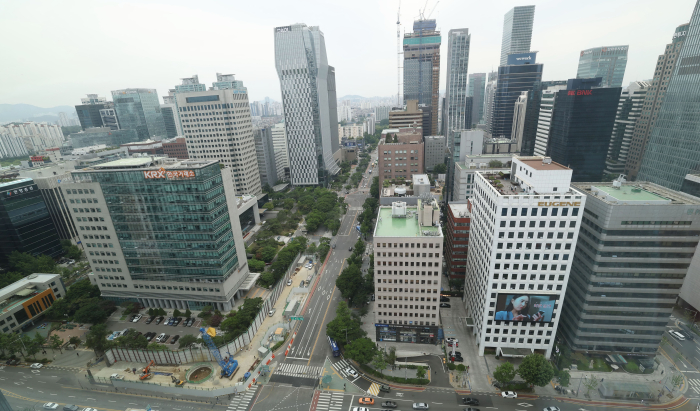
[227,389,256,411]
[367,383,380,396]
[274,363,323,377]
[688,379,700,393]
[331,359,355,378]
[316,392,345,411]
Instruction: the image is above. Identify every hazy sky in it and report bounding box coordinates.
[0,0,695,108]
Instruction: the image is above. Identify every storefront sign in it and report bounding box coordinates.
[5,186,34,196]
[143,167,195,179]
[567,90,593,96]
[538,202,581,207]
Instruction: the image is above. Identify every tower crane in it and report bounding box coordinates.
[200,327,238,378]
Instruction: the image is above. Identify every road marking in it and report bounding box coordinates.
[307,261,343,366]
[87,398,96,400]
[517,403,533,407]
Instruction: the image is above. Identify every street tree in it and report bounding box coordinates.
[518,353,555,387]
[671,374,684,391]
[85,323,112,355]
[178,334,200,349]
[345,337,376,364]
[371,351,388,372]
[49,335,64,354]
[68,336,82,346]
[456,364,466,372]
[493,361,517,385]
[558,369,571,387]
[582,375,599,396]
[416,366,426,379]
[146,342,169,351]
[326,301,365,345]
[387,346,397,366]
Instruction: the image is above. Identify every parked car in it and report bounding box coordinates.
[110,374,125,380]
[43,404,59,410]
[462,398,479,406]
[359,398,374,405]
[543,407,560,411]
[156,333,166,343]
[171,335,180,344]
[412,403,429,410]
[155,316,164,325]
[186,318,195,327]
[351,408,368,411]
[382,401,397,408]
[30,363,43,369]
[501,391,518,399]
[132,314,143,323]
[269,308,277,317]
[145,316,155,324]
[6,359,20,365]
[287,279,293,286]
[349,247,353,251]
[439,303,451,308]
[440,297,450,302]
[63,405,79,411]
[464,408,480,411]
[345,367,359,379]
[173,317,182,326]
[452,356,464,362]
[167,317,175,326]
[145,332,155,342]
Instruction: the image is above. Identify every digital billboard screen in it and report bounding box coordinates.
[495,294,557,322]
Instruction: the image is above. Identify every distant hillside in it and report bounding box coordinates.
[338,95,366,100]
[0,104,76,124]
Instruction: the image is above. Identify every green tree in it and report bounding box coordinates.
[85,323,112,355]
[493,361,516,385]
[173,309,182,318]
[371,351,388,372]
[335,264,364,306]
[248,259,266,272]
[344,337,376,364]
[326,301,365,345]
[456,364,466,372]
[416,366,426,379]
[184,308,192,319]
[307,243,317,256]
[433,163,447,174]
[283,198,295,210]
[387,346,397,366]
[488,160,503,168]
[114,332,148,349]
[68,336,82,346]
[60,240,83,260]
[73,300,110,324]
[178,334,200,349]
[49,334,64,354]
[146,342,169,351]
[27,334,43,359]
[518,354,555,387]
[558,369,571,387]
[0,271,24,289]
[582,375,598,396]
[261,246,278,263]
[671,374,684,392]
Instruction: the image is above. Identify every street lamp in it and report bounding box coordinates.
[576,374,587,397]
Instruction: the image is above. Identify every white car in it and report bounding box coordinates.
[501,391,518,398]
[132,314,143,322]
[345,367,359,379]
[543,407,560,411]
[110,373,124,380]
[412,403,429,410]
[43,404,59,410]
[156,333,166,343]
[83,408,99,411]
[30,363,43,369]
[352,408,369,411]
[287,279,293,286]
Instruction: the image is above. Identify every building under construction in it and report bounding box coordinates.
[403,19,441,136]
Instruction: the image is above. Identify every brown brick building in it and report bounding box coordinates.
[162,137,189,159]
[378,127,424,187]
[445,202,470,279]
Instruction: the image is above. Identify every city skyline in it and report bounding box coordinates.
[0,0,694,108]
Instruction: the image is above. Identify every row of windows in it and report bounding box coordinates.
[494,263,568,271]
[377,252,439,258]
[65,188,95,195]
[621,220,691,226]
[377,279,437,284]
[84,234,110,240]
[79,226,108,231]
[378,312,437,318]
[69,198,99,204]
[501,220,576,229]
[377,320,436,326]
[377,261,439,267]
[86,243,114,248]
[89,251,116,256]
[485,337,550,344]
[378,304,437,310]
[76,216,105,222]
[495,253,570,261]
[498,242,572,250]
[73,207,102,213]
[376,295,437,302]
[486,328,552,336]
[377,243,440,249]
[134,284,220,292]
[377,288,439,293]
[498,231,575,240]
[501,207,580,217]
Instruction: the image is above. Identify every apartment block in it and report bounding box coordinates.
[445,202,471,279]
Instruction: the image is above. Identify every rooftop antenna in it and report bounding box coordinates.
[397,0,402,107]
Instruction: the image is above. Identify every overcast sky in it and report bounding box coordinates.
[0,0,695,108]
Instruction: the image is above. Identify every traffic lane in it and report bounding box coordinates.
[250,385,314,411]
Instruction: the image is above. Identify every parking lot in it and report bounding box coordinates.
[105,313,204,346]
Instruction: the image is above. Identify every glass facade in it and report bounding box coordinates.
[499,6,536,66]
[444,28,471,143]
[491,63,543,139]
[0,179,63,266]
[576,46,628,88]
[547,86,622,182]
[161,105,179,138]
[637,4,700,190]
[468,73,486,125]
[403,19,441,136]
[77,164,239,282]
[75,103,107,130]
[375,324,438,344]
[111,89,167,140]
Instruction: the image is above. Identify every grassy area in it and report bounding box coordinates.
[0,156,27,167]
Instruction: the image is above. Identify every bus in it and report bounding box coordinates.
[328,336,340,357]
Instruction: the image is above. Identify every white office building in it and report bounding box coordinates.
[453,154,513,202]
[175,73,262,196]
[464,156,585,357]
[271,122,289,181]
[373,199,443,344]
[375,106,390,122]
[533,85,568,156]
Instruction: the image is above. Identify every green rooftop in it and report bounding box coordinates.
[593,185,670,202]
[374,207,441,238]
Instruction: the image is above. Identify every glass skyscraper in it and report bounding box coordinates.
[111,88,167,140]
[443,28,471,143]
[274,23,340,186]
[468,73,486,125]
[499,6,536,67]
[637,3,700,190]
[576,46,629,88]
[403,19,441,136]
[491,54,543,139]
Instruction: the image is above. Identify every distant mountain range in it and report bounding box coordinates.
[0,104,76,124]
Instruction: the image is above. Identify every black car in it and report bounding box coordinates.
[453,356,464,362]
[464,408,480,411]
[173,317,182,326]
[463,398,479,406]
[349,247,353,251]
[155,316,164,325]
[454,351,462,357]
[170,335,180,344]
[145,316,155,324]
[440,297,450,302]
[382,401,397,408]
[440,303,451,308]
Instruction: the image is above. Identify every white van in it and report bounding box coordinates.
[670,331,686,341]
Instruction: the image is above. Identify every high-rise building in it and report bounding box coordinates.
[0,130,29,159]
[174,75,206,94]
[175,74,262,196]
[443,28,471,140]
[604,81,649,176]
[254,127,278,187]
[0,123,64,155]
[463,97,473,133]
[99,108,120,130]
[626,23,689,181]
[451,129,484,164]
[111,88,167,140]
[511,92,528,149]
[576,46,629,88]
[547,78,621,182]
[445,202,471,279]
[560,179,700,356]
[464,156,585,357]
[372,198,443,344]
[65,157,250,310]
[375,106,391,122]
[491,52,543,139]
[403,19,441,136]
[499,6,536,67]
[338,105,353,122]
[364,117,376,135]
[377,128,424,187]
[274,23,340,186]
[533,84,567,156]
[271,122,289,181]
[468,73,487,125]
[0,178,63,267]
[483,78,497,135]
[424,135,446,171]
[75,94,110,130]
[160,100,183,138]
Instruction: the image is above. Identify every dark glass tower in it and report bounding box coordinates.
[491,54,543,139]
[637,2,700,190]
[547,79,621,182]
[0,178,63,267]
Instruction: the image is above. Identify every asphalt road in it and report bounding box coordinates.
[0,365,229,411]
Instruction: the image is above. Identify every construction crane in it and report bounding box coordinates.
[397,0,402,106]
[200,327,238,378]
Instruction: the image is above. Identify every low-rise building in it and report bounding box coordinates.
[162,137,189,159]
[0,273,65,334]
[373,199,443,344]
[445,202,471,279]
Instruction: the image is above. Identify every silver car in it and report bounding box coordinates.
[413,404,429,410]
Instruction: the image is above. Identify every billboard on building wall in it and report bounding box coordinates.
[507,52,537,65]
[495,294,557,322]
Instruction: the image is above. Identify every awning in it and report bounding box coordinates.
[238,272,261,291]
[500,347,532,357]
[15,287,36,297]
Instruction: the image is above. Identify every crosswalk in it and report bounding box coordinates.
[275,363,323,378]
[226,388,257,411]
[331,358,357,379]
[367,382,381,396]
[316,392,344,411]
[688,379,700,394]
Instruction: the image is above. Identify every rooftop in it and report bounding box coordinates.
[448,202,471,217]
[374,204,442,238]
[0,177,31,189]
[574,182,700,206]
[519,158,570,171]
[0,273,60,314]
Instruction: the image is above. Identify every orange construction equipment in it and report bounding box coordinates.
[140,360,154,380]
